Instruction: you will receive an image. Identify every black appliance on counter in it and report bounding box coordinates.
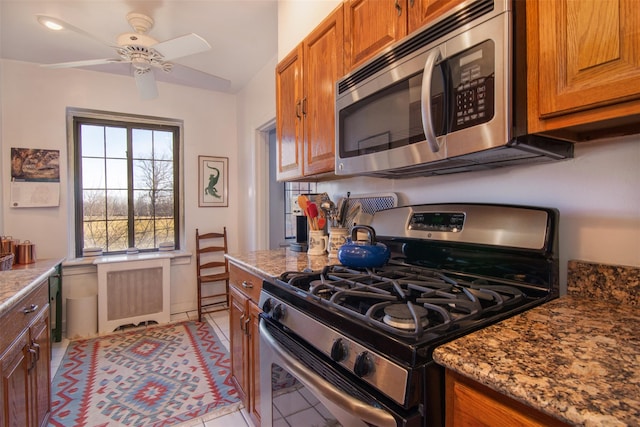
[259,203,560,427]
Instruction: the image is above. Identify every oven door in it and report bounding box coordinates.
[259,319,421,427]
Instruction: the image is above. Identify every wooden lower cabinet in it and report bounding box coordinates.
[0,279,51,427]
[445,370,569,427]
[229,263,262,426]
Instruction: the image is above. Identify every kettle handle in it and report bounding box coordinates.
[351,225,377,244]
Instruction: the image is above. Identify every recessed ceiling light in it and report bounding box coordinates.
[37,15,65,31]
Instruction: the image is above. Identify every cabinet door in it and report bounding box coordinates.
[445,370,569,427]
[229,286,249,405]
[30,310,50,427]
[276,44,305,180]
[1,333,29,427]
[247,301,262,427]
[344,0,408,71]
[408,0,466,33]
[528,0,640,134]
[303,5,344,176]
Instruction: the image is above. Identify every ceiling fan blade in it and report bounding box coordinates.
[41,58,123,69]
[135,70,159,100]
[158,63,231,92]
[152,33,211,61]
[36,15,116,49]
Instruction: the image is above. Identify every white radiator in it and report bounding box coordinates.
[95,255,171,334]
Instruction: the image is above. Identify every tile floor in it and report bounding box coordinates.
[50,309,255,427]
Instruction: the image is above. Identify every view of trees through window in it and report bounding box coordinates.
[75,118,179,255]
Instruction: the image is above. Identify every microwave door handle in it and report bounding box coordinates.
[421,48,442,153]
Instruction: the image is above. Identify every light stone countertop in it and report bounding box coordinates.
[226,247,340,280]
[433,260,640,426]
[0,258,64,317]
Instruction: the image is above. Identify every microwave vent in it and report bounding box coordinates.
[338,0,495,94]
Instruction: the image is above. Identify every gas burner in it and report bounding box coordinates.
[383,304,429,330]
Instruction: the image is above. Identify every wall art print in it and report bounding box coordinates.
[10,147,60,207]
[199,156,228,207]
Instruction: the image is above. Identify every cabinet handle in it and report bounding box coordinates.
[239,313,246,333]
[23,304,38,314]
[28,347,38,371]
[395,0,402,16]
[242,280,253,289]
[302,97,308,116]
[32,342,41,362]
[296,100,302,119]
[244,317,251,337]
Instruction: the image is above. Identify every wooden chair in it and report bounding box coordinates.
[195,227,230,321]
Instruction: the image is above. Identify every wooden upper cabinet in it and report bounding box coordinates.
[344,0,408,71]
[408,0,467,33]
[303,5,344,176]
[527,0,640,138]
[276,44,304,180]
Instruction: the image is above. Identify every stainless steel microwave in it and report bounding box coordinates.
[335,0,573,178]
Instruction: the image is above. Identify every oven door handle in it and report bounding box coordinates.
[260,321,397,427]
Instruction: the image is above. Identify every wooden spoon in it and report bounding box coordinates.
[297,195,313,229]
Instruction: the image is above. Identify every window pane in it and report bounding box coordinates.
[106,158,128,189]
[132,129,153,159]
[106,189,128,218]
[155,217,174,243]
[105,127,127,158]
[82,158,105,189]
[155,190,174,216]
[83,220,107,249]
[133,189,153,217]
[154,131,173,160]
[83,189,106,219]
[80,125,105,157]
[134,219,155,249]
[155,160,173,190]
[107,220,128,252]
[132,159,154,190]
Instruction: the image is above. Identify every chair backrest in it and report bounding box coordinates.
[195,227,228,274]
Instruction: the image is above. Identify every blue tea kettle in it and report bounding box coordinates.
[338,225,391,269]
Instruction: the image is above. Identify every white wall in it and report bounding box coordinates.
[0,59,239,313]
[236,54,278,252]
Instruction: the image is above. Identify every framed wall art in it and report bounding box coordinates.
[198,156,228,207]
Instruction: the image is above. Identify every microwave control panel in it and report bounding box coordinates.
[450,40,495,131]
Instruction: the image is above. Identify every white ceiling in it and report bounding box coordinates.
[0,0,278,94]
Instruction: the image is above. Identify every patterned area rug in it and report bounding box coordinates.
[50,321,241,427]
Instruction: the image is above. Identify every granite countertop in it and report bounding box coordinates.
[433,260,640,426]
[225,248,340,279]
[0,258,64,317]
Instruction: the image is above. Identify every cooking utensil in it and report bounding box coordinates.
[317,217,326,230]
[307,202,319,230]
[337,225,390,268]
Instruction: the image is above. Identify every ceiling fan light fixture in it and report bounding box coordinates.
[36,15,65,31]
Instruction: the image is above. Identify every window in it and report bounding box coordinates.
[284,182,317,239]
[71,111,182,257]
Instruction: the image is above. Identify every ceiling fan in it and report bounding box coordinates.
[37,12,231,99]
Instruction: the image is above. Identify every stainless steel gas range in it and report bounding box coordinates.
[259,203,560,427]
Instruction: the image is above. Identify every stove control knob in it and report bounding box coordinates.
[330,338,349,362]
[354,352,374,378]
[262,298,274,314]
[272,304,286,321]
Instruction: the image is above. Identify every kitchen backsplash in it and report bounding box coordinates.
[567,260,639,306]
